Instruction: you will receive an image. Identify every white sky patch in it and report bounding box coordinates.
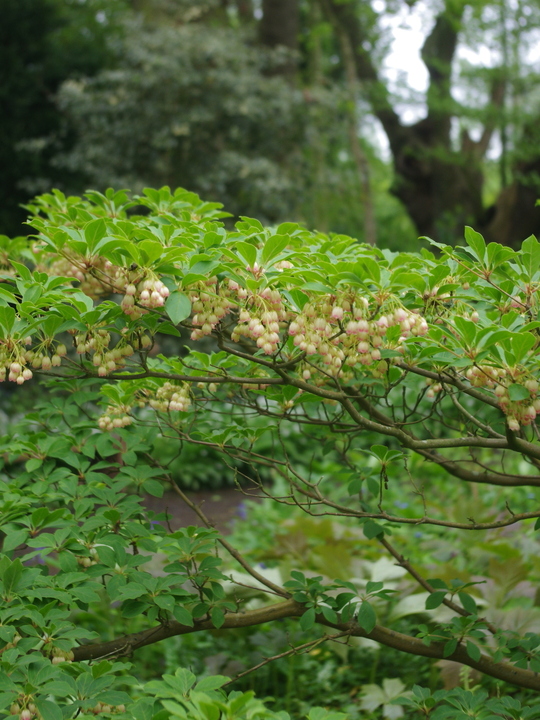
[380,4,430,103]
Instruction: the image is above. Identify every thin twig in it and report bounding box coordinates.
[222,631,350,686]
[170,482,289,598]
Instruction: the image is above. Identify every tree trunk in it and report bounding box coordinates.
[390,120,485,244]
[321,0,540,247]
[480,158,540,248]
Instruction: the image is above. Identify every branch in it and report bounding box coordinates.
[318,0,405,156]
[448,392,505,439]
[72,600,305,661]
[71,600,540,691]
[274,469,540,529]
[223,631,350,686]
[378,536,498,635]
[421,0,465,137]
[169,482,290,598]
[415,446,540,487]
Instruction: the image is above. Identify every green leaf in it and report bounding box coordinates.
[508,383,530,402]
[35,699,63,720]
[155,594,175,612]
[97,691,133,705]
[25,457,43,473]
[41,681,75,696]
[2,530,28,553]
[195,676,229,692]
[0,306,15,333]
[510,332,537,363]
[10,260,31,280]
[143,479,164,497]
[168,668,197,695]
[164,292,191,325]
[262,234,289,265]
[235,241,257,268]
[466,641,481,662]
[357,601,376,633]
[464,226,486,262]
[458,592,477,614]
[1,559,23,596]
[355,258,380,284]
[321,606,338,624]
[369,444,389,460]
[520,235,540,276]
[443,638,458,657]
[210,607,225,629]
[127,699,155,720]
[300,607,316,631]
[363,520,384,539]
[425,592,446,609]
[84,218,107,251]
[0,286,16,303]
[173,606,194,627]
[139,240,166,264]
[453,316,477,345]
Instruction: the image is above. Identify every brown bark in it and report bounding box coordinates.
[71,599,540,690]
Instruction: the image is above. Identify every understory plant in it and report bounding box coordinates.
[2,187,540,718]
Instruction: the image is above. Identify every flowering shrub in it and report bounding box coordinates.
[2,186,540,717]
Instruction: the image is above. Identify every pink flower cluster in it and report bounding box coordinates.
[49,254,116,298]
[74,328,136,376]
[98,404,133,431]
[25,342,67,372]
[188,277,234,340]
[288,300,427,377]
[47,251,171,320]
[0,337,65,384]
[1,361,33,385]
[230,285,287,355]
[148,381,191,413]
[121,276,170,317]
[465,365,540,429]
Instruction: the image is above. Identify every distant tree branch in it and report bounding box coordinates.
[318,0,405,156]
[421,0,465,142]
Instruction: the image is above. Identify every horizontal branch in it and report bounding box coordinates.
[71,600,540,691]
[281,478,540,530]
[397,363,501,410]
[416,447,540,487]
[72,601,305,661]
[110,370,286,385]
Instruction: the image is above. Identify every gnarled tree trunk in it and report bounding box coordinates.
[321,0,540,247]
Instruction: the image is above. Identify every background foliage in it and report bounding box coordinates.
[5,0,540,245]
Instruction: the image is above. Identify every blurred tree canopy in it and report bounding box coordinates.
[3,0,540,247]
[0,0,127,236]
